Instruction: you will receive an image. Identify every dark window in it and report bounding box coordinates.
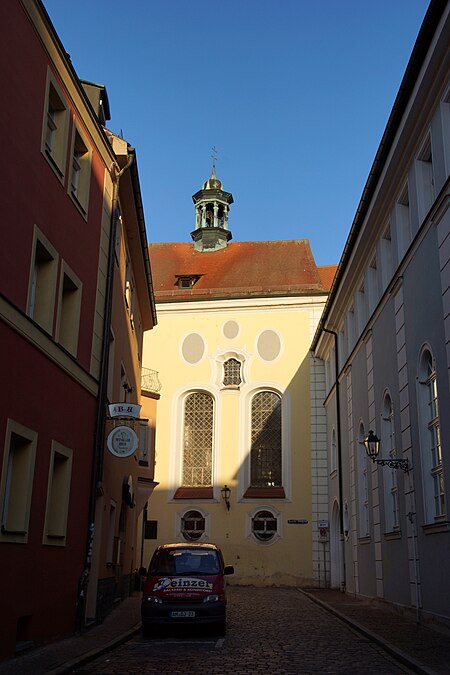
[250,391,282,487]
[252,510,278,542]
[181,510,205,541]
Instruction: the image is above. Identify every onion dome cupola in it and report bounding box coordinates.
[191,164,234,252]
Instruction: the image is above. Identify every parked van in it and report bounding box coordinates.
[140,542,234,635]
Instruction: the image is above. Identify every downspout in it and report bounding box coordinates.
[76,153,134,630]
[322,328,346,593]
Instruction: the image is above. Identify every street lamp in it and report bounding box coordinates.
[363,430,409,473]
[221,484,231,511]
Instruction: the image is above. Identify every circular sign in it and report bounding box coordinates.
[107,425,138,458]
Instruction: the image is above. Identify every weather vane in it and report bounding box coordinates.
[211,145,217,171]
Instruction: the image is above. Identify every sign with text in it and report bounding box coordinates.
[287,519,308,524]
[109,403,142,419]
[107,425,138,458]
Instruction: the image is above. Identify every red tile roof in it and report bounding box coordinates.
[149,240,336,301]
[317,265,338,291]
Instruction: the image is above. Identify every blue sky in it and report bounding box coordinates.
[43,0,429,266]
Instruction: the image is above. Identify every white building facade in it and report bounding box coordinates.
[312,1,450,624]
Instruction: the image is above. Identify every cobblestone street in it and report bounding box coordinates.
[73,587,414,674]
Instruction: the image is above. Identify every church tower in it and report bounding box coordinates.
[191,163,234,252]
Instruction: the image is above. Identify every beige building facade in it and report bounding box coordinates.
[142,172,335,585]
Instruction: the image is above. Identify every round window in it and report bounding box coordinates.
[181,510,205,541]
[252,510,277,542]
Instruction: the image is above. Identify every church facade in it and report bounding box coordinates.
[142,170,336,585]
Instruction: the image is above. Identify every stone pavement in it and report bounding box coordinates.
[0,588,449,674]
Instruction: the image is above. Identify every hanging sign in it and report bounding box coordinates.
[107,425,138,458]
[108,403,142,419]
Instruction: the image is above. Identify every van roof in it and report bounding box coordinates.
[156,542,220,551]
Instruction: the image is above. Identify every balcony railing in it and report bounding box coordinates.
[141,367,162,393]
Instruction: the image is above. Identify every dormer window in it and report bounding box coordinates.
[176,275,201,289]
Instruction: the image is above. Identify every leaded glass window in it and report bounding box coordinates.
[223,358,242,387]
[182,392,213,487]
[250,391,282,487]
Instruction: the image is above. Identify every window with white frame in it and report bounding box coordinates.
[182,392,214,487]
[415,136,435,225]
[417,347,446,521]
[69,124,92,216]
[43,442,72,546]
[181,509,205,541]
[28,230,58,334]
[0,420,37,543]
[357,422,370,537]
[366,256,379,316]
[346,306,355,354]
[381,393,399,531]
[394,183,411,261]
[250,391,282,488]
[330,427,337,474]
[42,71,70,179]
[356,282,367,336]
[55,262,82,356]
[380,224,393,293]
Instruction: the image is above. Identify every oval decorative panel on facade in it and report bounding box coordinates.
[257,330,281,361]
[182,333,205,364]
[223,320,239,339]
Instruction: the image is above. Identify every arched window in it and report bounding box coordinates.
[418,348,445,520]
[181,510,205,541]
[223,358,242,387]
[381,392,399,531]
[182,392,213,487]
[250,391,282,487]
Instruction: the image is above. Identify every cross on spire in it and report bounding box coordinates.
[211,145,217,171]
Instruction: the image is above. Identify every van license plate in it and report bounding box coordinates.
[170,611,195,618]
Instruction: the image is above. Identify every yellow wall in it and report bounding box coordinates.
[142,296,325,585]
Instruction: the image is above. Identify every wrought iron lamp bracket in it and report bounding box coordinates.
[371,457,410,473]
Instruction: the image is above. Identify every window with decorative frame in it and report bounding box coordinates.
[417,347,446,522]
[182,392,214,487]
[223,357,242,388]
[181,510,205,541]
[251,509,279,543]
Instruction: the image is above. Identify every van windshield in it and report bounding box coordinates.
[150,548,220,575]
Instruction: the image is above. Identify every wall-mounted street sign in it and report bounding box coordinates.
[108,403,142,419]
[317,520,329,528]
[287,519,308,524]
[107,425,138,458]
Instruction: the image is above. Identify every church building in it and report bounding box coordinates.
[141,168,336,585]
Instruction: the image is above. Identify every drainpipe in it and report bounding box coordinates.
[322,328,346,593]
[76,153,134,630]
